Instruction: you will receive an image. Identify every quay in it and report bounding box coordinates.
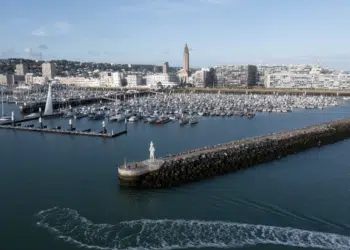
[18,91,153,114]
[181,87,350,96]
[0,124,127,138]
[118,117,350,188]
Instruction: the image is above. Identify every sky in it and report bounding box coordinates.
[1,0,350,69]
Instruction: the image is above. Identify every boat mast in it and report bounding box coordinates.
[1,87,4,117]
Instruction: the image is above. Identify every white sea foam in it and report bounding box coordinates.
[35,207,350,250]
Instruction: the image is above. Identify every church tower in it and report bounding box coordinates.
[183,43,190,73]
[177,43,191,84]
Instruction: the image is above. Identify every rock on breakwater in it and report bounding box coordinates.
[119,118,350,188]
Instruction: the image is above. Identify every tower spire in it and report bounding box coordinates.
[184,43,189,54]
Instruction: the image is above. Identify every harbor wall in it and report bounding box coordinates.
[124,118,350,188]
[179,87,350,96]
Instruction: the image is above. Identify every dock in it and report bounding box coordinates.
[0,124,127,138]
[18,91,154,114]
[0,114,62,126]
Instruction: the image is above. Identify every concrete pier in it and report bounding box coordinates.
[118,117,350,188]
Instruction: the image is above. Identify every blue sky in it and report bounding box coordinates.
[1,0,350,69]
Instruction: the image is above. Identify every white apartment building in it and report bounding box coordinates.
[112,72,123,87]
[214,65,257,86]
[15,62,29,76]
[99,72,113,87]
[25,73,34,84]
[55,76,100,87]
[265,70,350,89]
[288,64,313,74]
[265,73,313,88]
[190,68,210,88]
[126,74,142,87]
[42,62,56,79]
[145,73,180,88]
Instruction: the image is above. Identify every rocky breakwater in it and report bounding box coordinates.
[129,117,350,188]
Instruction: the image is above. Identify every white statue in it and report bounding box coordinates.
[149,141,155,161]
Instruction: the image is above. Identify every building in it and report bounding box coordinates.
[55,76,100,87]
[99,72,113,87]
[145,73,180,88]
[42,62,56,79]
[178,43,190,83]
[126,74,142,87]
[25,73,34,84]
[15,61,29,76]
[0,74,25,85]
[163,62,169,74]
[214,64,257,86]
[263,64,350,89]
[112,72,123,87]
[265,73,313,88]
[190,68,211,88]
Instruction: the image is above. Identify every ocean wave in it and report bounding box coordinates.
[35,207,350,250]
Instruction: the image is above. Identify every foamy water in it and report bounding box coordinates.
[35,207,350,250]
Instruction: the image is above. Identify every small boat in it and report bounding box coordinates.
[24,113,39,119]
[74,113,87,119]
[128,116,138,122]
[0,116,11,121]
[147,117,157,124]
[189,117,198,125]
[179,118,189,126]
[89,113,105,120]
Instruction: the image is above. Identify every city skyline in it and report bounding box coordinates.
[1,0,350,69]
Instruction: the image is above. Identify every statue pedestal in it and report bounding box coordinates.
[142,159,164,171]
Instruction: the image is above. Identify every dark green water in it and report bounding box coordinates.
[1,103,350,250]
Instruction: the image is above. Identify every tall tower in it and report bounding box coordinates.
[183,43,189,73]
[163,62,169,74]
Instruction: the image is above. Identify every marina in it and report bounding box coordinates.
[0,84,347,139]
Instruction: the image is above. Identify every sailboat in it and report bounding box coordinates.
[44,84,53,116]
[0,87,11,122]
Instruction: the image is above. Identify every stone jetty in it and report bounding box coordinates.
[118,117,350,188]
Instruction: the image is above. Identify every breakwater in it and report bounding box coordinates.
[118,117,350,188]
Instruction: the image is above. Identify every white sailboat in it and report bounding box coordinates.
[0,87,11,121]
[44,84,53,116]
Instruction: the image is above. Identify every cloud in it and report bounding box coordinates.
[1,48,19,58]
[38,44,48,50]
[32,21,71,37]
